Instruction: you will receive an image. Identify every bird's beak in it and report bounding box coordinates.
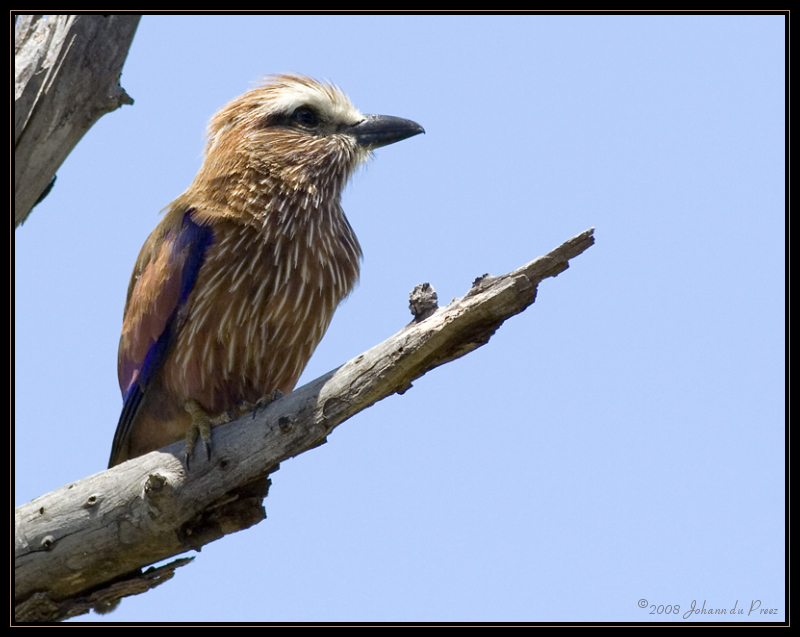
[348,114,425,150]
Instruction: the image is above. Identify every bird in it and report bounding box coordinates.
[108,73,423,468]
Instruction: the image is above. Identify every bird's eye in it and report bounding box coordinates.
[292,107,319,129]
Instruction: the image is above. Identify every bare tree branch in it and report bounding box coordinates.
[14,14,140,228]
[14,227,594,622]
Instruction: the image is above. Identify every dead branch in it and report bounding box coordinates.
[14,227,594,621]
[14,14,140,227]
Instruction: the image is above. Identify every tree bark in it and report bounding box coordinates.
[14,14,140,228]
[14,227,595,622]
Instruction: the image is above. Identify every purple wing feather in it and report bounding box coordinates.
[108,210,213,467]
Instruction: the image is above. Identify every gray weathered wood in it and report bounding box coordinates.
[14,15,140,227]
[14,227,594,621]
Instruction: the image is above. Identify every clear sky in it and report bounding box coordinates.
[15,14,785,623]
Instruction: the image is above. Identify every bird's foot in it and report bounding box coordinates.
[251,389,285,420]
[183,400,231,469]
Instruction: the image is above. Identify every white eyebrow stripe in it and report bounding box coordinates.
[268,83,363,125]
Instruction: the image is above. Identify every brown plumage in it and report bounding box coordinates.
[109,74,423,467]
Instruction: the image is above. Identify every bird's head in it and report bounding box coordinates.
[188,74,423,216]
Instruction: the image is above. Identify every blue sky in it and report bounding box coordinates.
[15,14,785,623]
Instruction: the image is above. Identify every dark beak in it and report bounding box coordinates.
[348,114,425,150]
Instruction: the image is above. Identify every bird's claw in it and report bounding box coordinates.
[184,428,211,470]
[183,399,229,469]
[252,389,284,420]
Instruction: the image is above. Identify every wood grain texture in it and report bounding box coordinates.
[14,227,594,621]
[14,15,139,227]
